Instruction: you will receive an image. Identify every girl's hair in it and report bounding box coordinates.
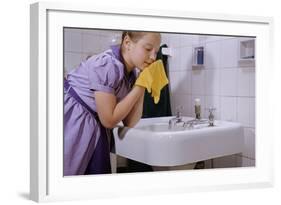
[121,31,146,44]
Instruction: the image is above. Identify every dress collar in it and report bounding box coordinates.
[110,44,137,84]
[111,44,123,62]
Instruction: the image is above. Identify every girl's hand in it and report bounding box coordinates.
[95,86,145,129]
[135,67,153,92]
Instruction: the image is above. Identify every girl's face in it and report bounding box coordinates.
[125,33,161,71]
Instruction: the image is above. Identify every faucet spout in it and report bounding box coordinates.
[169,106,184,129]
[168,116,183,129]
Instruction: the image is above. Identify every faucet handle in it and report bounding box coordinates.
[205,107,216,116]
[207,107,216,113]
[175,106,184,118]
[206,107,216,126]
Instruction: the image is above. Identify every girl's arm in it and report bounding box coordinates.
[122,91,144,127]
[95,86,145,128]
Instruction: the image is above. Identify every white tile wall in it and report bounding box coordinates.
[249,98,255,127]
[205,69,220,95]
[220,68,238,96]
[64,30,82,52]
[192,69,205,95]
[169,71,192,94]
[161,33,170,46]
[64,28,122,74]
[64,52,82,74]
[220,97,237,122]
[238,67,252,96]
[172,94,192,116]
[180,47,193,70]
[82,34,101,54]
[168,48,181,71]
[249,69,256,97]
[237,97,250,127]
[221,38,238,68]
[205,41,220,69]
[171,34,182,48]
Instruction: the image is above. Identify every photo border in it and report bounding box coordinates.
[30,2,274,202]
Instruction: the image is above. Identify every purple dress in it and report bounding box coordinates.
[64,45,136,176]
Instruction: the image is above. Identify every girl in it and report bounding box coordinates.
[64,31,161,175]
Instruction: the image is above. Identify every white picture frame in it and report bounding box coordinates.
[30,2,274,202]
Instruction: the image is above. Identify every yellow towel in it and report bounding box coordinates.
[135,60,169,104]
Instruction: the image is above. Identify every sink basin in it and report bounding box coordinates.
[113,116,244,167]
[137,123,186,132]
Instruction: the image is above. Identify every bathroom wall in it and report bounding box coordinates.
[64,29,255,168]
[64,28,122,75]
[162,33,255,167]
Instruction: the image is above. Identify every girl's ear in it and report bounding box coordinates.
[123,35,132,50]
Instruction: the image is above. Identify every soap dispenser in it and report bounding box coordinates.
[197,47,204,65]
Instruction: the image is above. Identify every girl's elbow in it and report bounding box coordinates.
[103,123,116,129]
[101,119,117,129]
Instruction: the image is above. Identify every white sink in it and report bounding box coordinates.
[113,116,244,167]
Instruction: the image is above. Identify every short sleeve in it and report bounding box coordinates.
[87,53,124,94]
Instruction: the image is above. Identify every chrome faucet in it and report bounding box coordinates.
[169,106,183,129]
[183,107,216,128]
[168,106,216,130]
